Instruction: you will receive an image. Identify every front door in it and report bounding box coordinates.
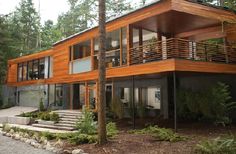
[88,84,97,110]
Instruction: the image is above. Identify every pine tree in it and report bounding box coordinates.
[41,20,62,48]
[12,0,41,53]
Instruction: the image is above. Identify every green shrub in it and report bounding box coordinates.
[76,109,97,135]
[40,112,51,121]
[39,99,44,111]
[69,133,97,144]
[129,125,186,142]
[177,82,236,124]
[41,131,56,140]
[106,122,118,137]
[111,97,124,119]
[195,136,236,154]
[50,112,59,122]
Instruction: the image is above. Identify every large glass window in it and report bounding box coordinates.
[28,61,33,80]
[32,59,39,80]
[17,63,23,81]
[70,40,91,60]
[122,27,127,65]
[39,58,45,79]
[17,57,48,82]
[22,62,27,81]
[94,28,127,68]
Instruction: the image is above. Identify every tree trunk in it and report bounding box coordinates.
[98,0,107,145]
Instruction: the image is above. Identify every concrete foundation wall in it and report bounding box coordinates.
[17,85,48,108]
[1,85,16,107]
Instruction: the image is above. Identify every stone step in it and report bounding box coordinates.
[60,117,79,122]
[32,123,75,131]
[61,115,82,119]
[59,120,77,125]
[55,123,76,128]
[53,110,82,115]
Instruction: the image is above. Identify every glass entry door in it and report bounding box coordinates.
[88,84,97,110]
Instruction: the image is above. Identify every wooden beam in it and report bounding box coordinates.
[172,0,236,23]
[8,49,53,64]
[175,26,222,38]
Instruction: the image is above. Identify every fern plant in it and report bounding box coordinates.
[76,109,97,135]
[195,136,236,154]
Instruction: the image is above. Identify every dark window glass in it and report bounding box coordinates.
[33,59,39,79]
[22,62,27,81]
[18,63,23,81]
[71,40,91,60]
[39,58,45,79]
[28,61,33,80]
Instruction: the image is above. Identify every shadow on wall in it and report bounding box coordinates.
[0,85,16,109]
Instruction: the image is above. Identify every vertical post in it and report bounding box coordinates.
[70,84,73,110]
[223,37,229,63]
[132,76,135,129]
[139,28,143,63]
[127,25,133,65]
[85,82,88,109]
[173,72,177,132]
[120,28,123,66]
[91,38,95,70]
[47,84,50,109]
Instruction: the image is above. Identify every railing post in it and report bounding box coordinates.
[127,25,133,65]
[204,44,208,62]
[223,38,229,63]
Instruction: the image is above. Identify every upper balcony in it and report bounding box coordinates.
[130,38,236,65]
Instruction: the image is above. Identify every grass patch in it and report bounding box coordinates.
[195,136,236,154]
[129,125,187,142]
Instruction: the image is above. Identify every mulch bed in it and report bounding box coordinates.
[63,123,236,154]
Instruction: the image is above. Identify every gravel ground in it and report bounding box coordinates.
[0,134,53,154]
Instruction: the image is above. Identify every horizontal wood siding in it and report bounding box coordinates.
[7,63,17,84]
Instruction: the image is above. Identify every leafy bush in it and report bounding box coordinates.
[50,112,59,122]
[39,99,45,111]
[177,82,236,124]
[41,131,57,140]
[111,97,124,119]
[195,136,236,154]
[129,125,186,142]
[40,112,51,121]
[76,109,97,135]
[106,122,118,137]
[69,133,97,144]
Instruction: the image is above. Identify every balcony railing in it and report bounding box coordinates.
[130,38,236,65]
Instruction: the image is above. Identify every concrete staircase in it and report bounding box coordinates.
[32,110,83,131]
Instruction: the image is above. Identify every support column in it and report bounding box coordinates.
[132,76,135,129]
[173,72,177,132]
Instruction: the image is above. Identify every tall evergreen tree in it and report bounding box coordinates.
[41,20,62,48]
[106,0,132,19]
[12,0,40,54]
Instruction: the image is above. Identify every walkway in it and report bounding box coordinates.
[0,106,37,117]
[0,134,53,154]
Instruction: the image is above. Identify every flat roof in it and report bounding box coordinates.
[53,0,236,46]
